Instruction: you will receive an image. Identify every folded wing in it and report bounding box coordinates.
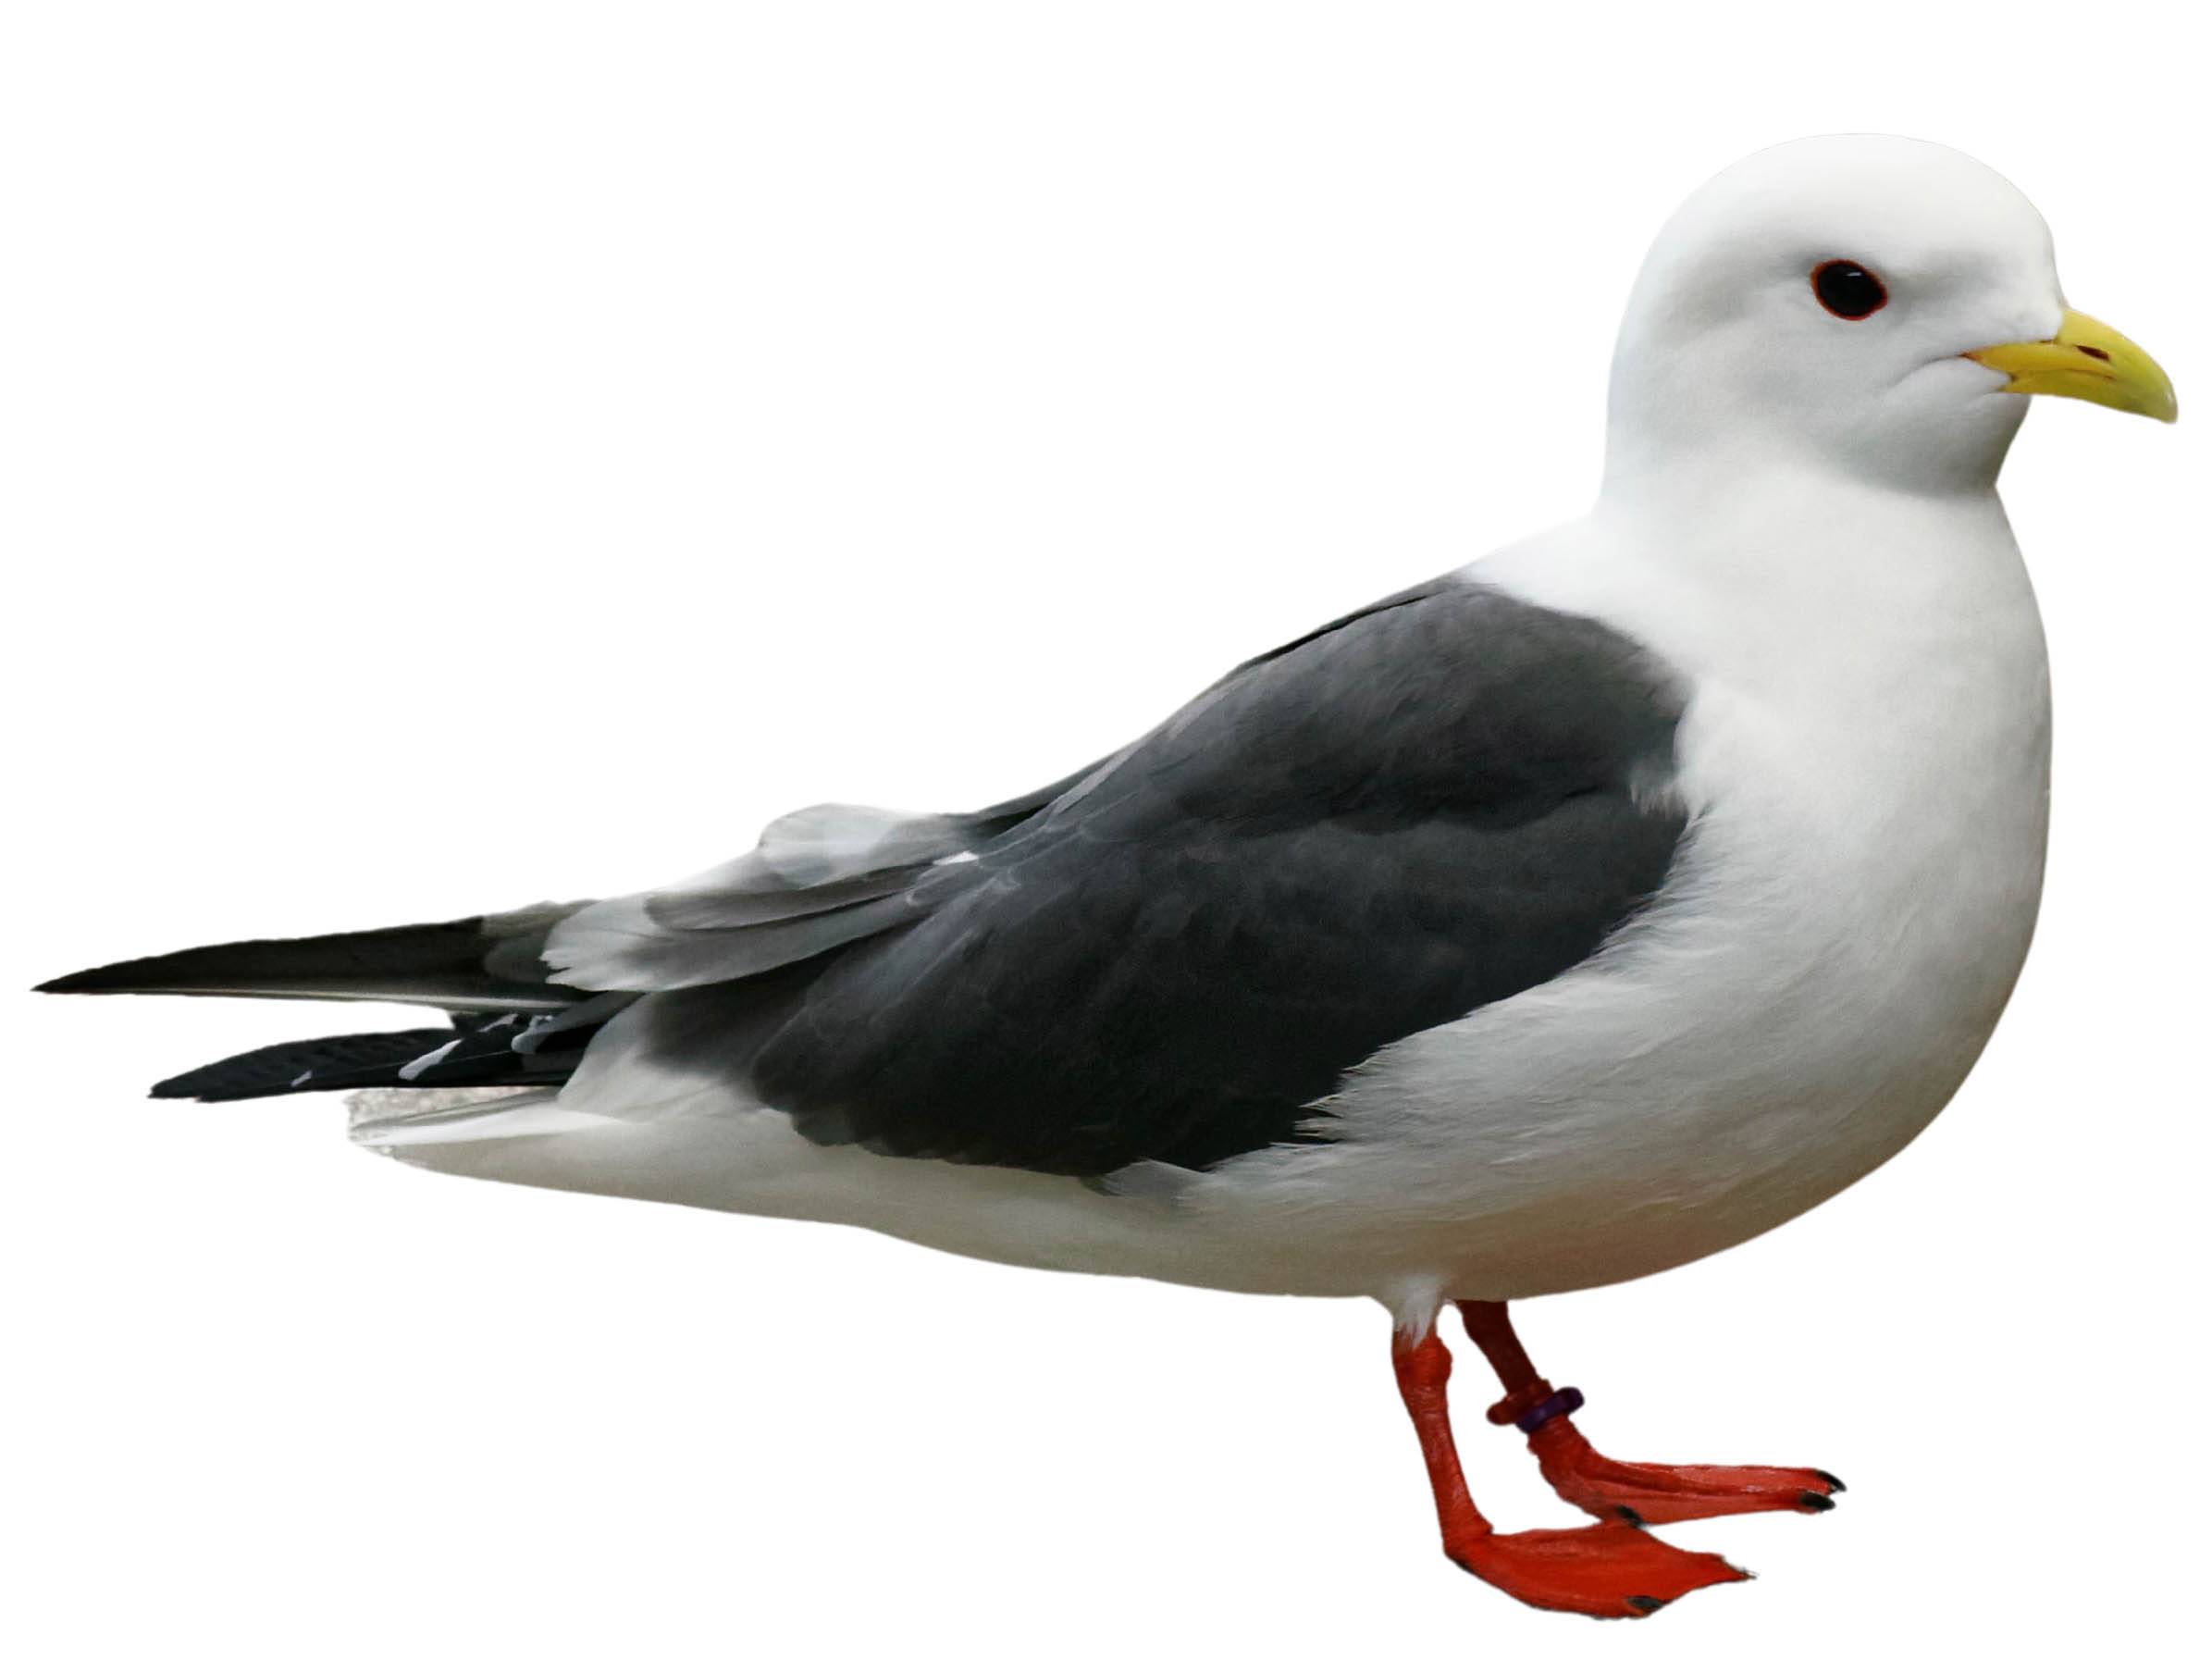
[49,577,1690,1181]
[571,578,1693,1177]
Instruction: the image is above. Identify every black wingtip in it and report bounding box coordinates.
[36,952,202,996]
[36,966,111,994]
[32,919,588,1012]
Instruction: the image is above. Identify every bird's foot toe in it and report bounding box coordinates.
[1443,1522,1749,1618]
[1528,1422,1844,1525]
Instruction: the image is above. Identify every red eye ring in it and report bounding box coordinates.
[1811,259,1887,320]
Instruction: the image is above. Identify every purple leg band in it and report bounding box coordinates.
[1513,1386,1585,1434]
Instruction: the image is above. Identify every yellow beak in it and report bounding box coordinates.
[1964,308,2177,423]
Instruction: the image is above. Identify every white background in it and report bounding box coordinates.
[5,4,2203,1653]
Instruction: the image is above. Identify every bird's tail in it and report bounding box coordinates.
[37,905,631,1102]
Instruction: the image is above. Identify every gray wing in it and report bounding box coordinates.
[566,577,1691,1178]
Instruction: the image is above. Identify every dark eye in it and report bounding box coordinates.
[1811,259,1887,320]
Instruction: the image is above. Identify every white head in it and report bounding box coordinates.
[1602,136,2173,500]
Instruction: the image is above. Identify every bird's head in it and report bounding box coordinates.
[1602,134,2174,499]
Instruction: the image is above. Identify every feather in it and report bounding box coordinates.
[39,907,587,1013]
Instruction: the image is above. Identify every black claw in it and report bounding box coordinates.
[1614,1504,1647,1529]
[1811,1468,1847,1492]
[1625,1595,1667,1615]
[1798,1491,1836,1512]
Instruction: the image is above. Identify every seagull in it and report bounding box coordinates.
[42,135,2176,1618]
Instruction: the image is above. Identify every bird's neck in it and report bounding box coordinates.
[1474,467,2041,705]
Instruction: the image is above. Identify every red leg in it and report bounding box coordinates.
[1457,1301,1846,1527]
[1390,1326,1747,1617]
